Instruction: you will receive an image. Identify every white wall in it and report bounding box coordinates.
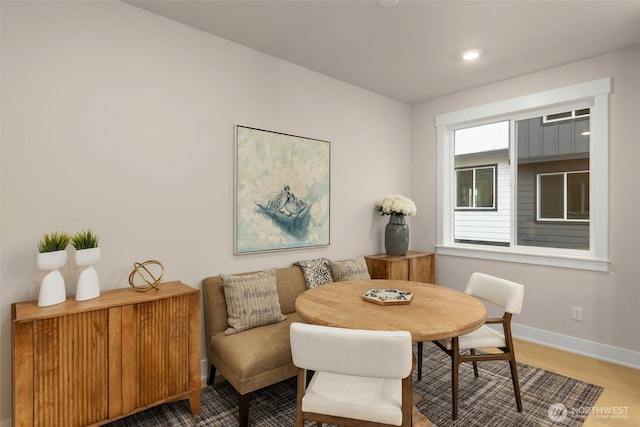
[0,1,411,423]
[411,46,640,364]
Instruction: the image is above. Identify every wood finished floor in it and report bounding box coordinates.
[513,338,640,426]
[203,339,639,426]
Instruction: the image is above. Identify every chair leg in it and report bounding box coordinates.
[508,355,523,412]
[239,392,251,427]
[296,369,306,427]
[470,349,479,377]
[207,364,216,386]
[451,337,460,420]
[417,341,423,381]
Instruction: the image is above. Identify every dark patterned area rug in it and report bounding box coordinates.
[107,342,603,426]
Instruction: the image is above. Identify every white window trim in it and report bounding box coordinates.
[435,78,610,272]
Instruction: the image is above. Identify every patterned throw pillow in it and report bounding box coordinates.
[220,268,286,335]
[295,258,334,288]
[329,257,371,281]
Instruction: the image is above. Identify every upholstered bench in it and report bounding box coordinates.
[201,258,371,427]
[202,267,306,427]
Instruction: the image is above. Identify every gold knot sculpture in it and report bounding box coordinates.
[129,260,165,292]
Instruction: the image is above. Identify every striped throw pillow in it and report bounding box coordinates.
[221,268,286,335]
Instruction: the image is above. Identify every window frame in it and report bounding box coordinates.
[455,164,497,211]
[435,78,610,272]
[542,107,591,124]
[536,170,590,222]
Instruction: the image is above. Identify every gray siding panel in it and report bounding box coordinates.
[558,122,573,155]
[528,118,542,157]
[517,120,529,158]
[542,124,556,156]
[575,118,590,153]
[518,116,590,160]
[517,160,589,249]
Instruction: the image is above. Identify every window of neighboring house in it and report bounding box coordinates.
[537,171,589,221]
[435,78,610,271]
[543,108,590,124]
[455,166,496,210]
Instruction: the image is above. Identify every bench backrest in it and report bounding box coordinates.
[202,266,307,336]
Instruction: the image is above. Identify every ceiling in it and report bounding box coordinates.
[125,0,640,104]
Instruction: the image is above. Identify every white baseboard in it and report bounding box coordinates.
[201,359,210,384]
[512,323,640,370]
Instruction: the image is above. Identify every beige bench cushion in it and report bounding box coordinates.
[202,266,309,394]
[209,313,304,393]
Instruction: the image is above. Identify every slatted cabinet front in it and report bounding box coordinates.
[12,282,200,427]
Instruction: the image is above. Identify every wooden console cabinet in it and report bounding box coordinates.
[12,281,200,427]
[365,251,435,284]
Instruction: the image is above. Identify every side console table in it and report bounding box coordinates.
[12,281,200,427]
[365,251,435,284]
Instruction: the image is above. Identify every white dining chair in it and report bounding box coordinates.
[433,272,525,420]
[290,322,414,427]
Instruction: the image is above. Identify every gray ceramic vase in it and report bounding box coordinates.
[385,213,409,256]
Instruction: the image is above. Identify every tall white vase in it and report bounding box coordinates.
[37,250,68,307]
[75,247,101,301]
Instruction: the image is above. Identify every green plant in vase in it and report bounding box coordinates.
[72,229,101,301]
[71,229,99,250]
[36,232,71,307]
[38,232,71,253]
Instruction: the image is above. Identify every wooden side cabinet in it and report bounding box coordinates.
[12,281,200,427]
[365,251,436,284]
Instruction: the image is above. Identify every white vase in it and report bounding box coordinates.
[75,247,101,301]
[37,250,68,307]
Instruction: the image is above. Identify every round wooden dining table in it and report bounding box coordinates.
[294,279,486,427]
[295,279,486,342]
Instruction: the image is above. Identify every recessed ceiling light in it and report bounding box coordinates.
[462,50,481,61]
[378,0,399,7]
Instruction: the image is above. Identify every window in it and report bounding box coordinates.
[537,171,589,221]
[543,108,590,124]
[435,78,610,271]
[456,166,496,210]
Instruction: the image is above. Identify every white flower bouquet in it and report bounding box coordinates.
[375,194,417,216]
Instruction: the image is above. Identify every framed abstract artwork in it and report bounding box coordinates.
[234,125,331,254]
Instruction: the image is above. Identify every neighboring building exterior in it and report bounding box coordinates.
[454,112,590,250]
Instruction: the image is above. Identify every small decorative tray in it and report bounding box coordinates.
[362,288,413,305]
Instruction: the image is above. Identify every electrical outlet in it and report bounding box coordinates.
[572,306,583,321]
